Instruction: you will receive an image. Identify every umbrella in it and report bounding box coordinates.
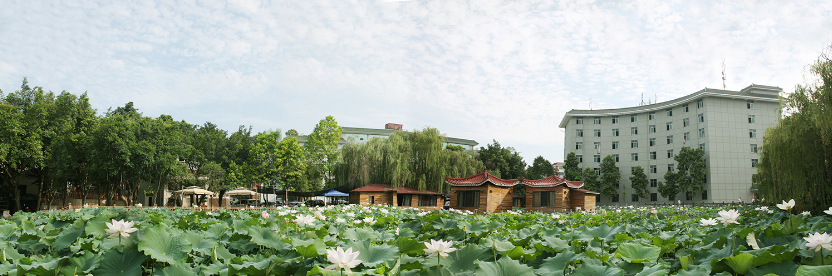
[173,186,215,195]
[319,189,349,197]
[225,187,257,196]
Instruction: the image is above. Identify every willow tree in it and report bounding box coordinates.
[758,45,832,212]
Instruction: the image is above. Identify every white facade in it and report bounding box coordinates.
[559,85,781,205]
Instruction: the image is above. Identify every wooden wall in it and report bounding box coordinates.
[350,192,392,206]
[450,184,513,213]
[570,192,597,211]
[525,186,569,213]
[394,194,443,210]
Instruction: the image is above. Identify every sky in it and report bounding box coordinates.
[1,0,830,164]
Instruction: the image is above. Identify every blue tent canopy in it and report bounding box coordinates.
[319,189,349,197]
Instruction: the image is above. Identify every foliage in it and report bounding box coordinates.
[1,203,830,275]
[600,155,620,199]
[304,116,343,189]
[658,170,680,201]
[674,147,706,201]
[564,152,581,181]
[758,44,832,214]
[285,129,299,136]
[629,166,649,202]
[526,156,554,180]
[478,140,526,180]
[582,167,600,193]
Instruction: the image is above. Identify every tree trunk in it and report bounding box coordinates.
[37,173,44,211]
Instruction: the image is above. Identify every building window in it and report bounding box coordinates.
[684,132,690,141]
[594,129,601,137]
[747,100,754,109]
[668,164,675,172]
[419,195,437,206]
[612,141,619,149]
[612,128,620,136]
[612,194,620,202]
[649,138,656,146]
[751,144,758,153]
[576,117,583,124]
[683,118,689,127]
[650,165,657,174]
[631,127,638,135]
[698,99,704,108]
[748,115,755,123]
[752,159,759,167]
[699,143,705,151]
[631,140,638,148]
[594,168,601,175]
[702,190,708,200]
[632,194,639,202]
[650,193,658,201]
[533,191,556,207]
[577,155,583,162]
[699,128,705,137]
[577,129,583,137]
[369,196,375,204]
[594,155,601,162]
[613,154,619,162]
[667,135,674,144]
[398,194,412,206]
[666,109,673,116]
[594,117,601,124]
[650,151,656,160]
[594,142,601,150]
[683,105,689,113]
[649,112,655,120]
[631,153,638,161]
[667,149,674,158]
[576,142,583,150]
[750,129,757,138]
[649,125,656,133]
[612,116,619,124]
[698,113,704,123]
[666,122,673,130]
[650,179,657,187]
[457,191,480,208]
[631,115,638,122]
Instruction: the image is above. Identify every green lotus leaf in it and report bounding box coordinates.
[746,261,799,276]
[440,243,490,273]
[432,218,458,231]
[475,257,535,276]
[398,237,427,255]
[722,252,755,275]
[1,241,25,261]
[292,237,326,258]
[248,225,291,251]
[616,243,661,264]
[676,266,711,276]
[52,224,83,251]
[571,262,623,276]
[137,224,188,265]
[156,263,199,275]
[750,245,799,267]
[577,224,623,242]
[0,224,16,239]
[184,230,217,255]
[308,264,367,276]
[634,264,669,276]
[16,258,60,275]
[541,235,570,252]
[343,240,399,267]
[91,248,147,276]
[796,265,832,276]
[419,265,454,276]
[534,251,578,275]
[60,251,101,275]
[228,255,284,276]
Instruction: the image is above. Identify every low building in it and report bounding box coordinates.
[349,184,445,210]
[523,174,597,213]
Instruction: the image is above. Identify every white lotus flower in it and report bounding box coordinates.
[346,212,355,217]
[294,214,316,226]
[105,219,139,238]
[552,213,562,219]
[423,239,458,258]
[700,218,718,226]
[352,220,361,224]
[278,211,289,216]
[777,199,796,211]
[417,212,428,216]
[804,232,832,252]
[651,209,658,214]
[824,207,832,215]
[716,209,741,225]
[325,247,363,274]
[768,210,774,214]
[362,217,376,224]
[207,211,213,216]
[336,218,346,223]
[380,209,389,214]
[802,211,811,216]
[261,211,270,219]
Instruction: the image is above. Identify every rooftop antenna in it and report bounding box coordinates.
[640,93,644,106]
[722,59,727,90]
[589,98,592,110]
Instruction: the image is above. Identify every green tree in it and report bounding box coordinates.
[658,170,681,201]
[285,129,298,136]
[629,166,649,202]
[581,167,600,193]
[477,140,526,179]
[445,144,464,151]
[526,156,554,179]
[674,147,706,202]
[599,155,620,199]
[249,130,282,187]
[274,136,307,192]
[563,152,581,181]
[304,116,343,188]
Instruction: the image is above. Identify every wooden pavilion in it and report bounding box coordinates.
[349,184,445,210]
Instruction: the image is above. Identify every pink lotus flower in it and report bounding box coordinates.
[325,247,363,274]
[105,219,138,238]
[804,232,832,252]
[262,210,270,219]
[423,239,458,258]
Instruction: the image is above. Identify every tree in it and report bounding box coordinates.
[477,140,526,180]
[563,152,581,181]
[304,116,342,188]
[674,147,706,201]
[445,144,464,151]
[249,130,282,187]
[581,167,600,193]
[526,156,554,179]
[599,155,620,199]
[274,136,307,192]
[285,129,298,136]
[629,166,649,202]
[658,170,681,200]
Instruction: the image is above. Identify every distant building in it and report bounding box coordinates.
[348,184,444,210]
[559,84,781,205]
[294,123,478,150]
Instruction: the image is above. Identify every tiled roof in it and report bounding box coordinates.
[445,170,520,187]
[349,184,443,195]
[522,175,584,189]
[572,188,600,195]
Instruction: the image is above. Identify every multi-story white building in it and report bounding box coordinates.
[296,123,478,150]
[559,84,781,205]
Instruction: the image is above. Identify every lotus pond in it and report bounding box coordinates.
[2,204,832,275]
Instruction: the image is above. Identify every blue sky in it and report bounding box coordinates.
[1,0,830,164]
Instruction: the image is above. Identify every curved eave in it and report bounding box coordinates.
[445,180,517,187]
[558,86,781,128]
